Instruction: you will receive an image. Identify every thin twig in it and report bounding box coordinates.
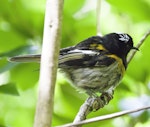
[127,30,150,64]
[73,98,93,124]
[56,105,150,127]
[33,0,63,127]
[72,93,113,127]
[96,0,102,36]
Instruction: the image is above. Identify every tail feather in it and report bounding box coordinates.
[8,54,41,63]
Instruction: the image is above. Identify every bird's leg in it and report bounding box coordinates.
[100,91,114,105]
[91,90,114,111]
[86,89,98,97]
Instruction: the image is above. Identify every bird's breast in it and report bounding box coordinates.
[59,60,124,93]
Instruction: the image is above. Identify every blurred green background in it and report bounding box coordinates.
[0,0,150,127]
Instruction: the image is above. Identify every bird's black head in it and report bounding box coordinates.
[102,33,138,59]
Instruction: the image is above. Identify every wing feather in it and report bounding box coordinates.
[59,49,115,68]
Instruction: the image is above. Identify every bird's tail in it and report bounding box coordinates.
[8,54,41,63]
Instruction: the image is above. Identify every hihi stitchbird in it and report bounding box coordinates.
[9,33,138,100]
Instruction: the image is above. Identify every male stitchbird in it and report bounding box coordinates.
[9,33,138,98]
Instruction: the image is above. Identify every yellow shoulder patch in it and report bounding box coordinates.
[107,54,125,75]
[90,44,107,51]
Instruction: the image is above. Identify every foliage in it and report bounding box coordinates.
[0,0,150,127]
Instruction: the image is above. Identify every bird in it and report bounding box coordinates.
[9,33,138,101]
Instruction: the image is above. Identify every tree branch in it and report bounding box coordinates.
[127,30,150,64]
[56,106,150,127]
[72,92,113,127]
[96,0,102,36]
[33,0,63,127]
[73,98,93,124]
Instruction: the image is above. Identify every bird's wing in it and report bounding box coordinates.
[59,49,115,68]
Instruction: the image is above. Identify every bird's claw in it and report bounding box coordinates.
[90,92,113,111]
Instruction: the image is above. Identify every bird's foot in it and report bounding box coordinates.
[89,91,114,111]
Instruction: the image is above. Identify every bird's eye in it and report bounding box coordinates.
[126,42,133,49]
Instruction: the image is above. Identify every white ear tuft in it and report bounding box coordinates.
[118,34,130,43]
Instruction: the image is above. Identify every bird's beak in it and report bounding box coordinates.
[132,47,139,51]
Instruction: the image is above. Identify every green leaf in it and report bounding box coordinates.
[139,111,150,123]
[0,45,40,73]
[0,83,19,96]
[0,45,38,57]
[107,0,150,22]
[0,125,8,127]
[0,57,17,73]
[10,63,39,90]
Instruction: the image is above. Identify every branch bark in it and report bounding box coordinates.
[73,97,95,126]
[33,0,63,127]
[56,106,150,127]
[127,30,150,64]
[96,0,102,36]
